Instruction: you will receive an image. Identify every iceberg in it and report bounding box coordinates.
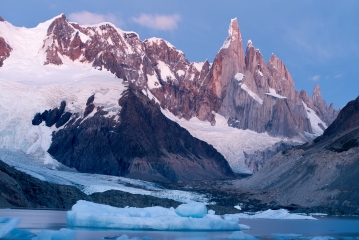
[67,200,244,231]
[33,228,76,240]
[226,231,257,239]
[0,218,35,239]
[0,218,20,238]
[175,202,207,218]
[224,209,316,220]
[115,235,153,240]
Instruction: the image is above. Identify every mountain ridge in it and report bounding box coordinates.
[0,14,339,177]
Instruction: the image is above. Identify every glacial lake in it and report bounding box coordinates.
[1,209,359,239]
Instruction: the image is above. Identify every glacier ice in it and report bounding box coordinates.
[0,218,35,239]
[33,228,76,240]
[175,202,207,218]
[0,218,20,238]
[115,235,153,240]
[226,231,257,239]
[271,233,304,239]
[66,200,244,231]
[224,209,316,220]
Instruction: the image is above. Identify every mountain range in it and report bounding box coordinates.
[0,14,339,181]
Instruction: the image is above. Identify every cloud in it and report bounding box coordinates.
[132,13,181,31]
[334,74,342,78]
[309,75,321,81]
[68,11,122,26]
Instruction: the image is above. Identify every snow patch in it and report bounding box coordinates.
[256,69,263,77]
[192,62,204,72]
[240,84,263,105]
[146,74,161,89]
[234,73,244,81]
[221,38,231,49]
[302,101,327,136]
[176,70,185,77]
[265,87,287,99]
[157,61,176,81]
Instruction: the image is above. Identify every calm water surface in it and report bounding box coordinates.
[1,209,359,239]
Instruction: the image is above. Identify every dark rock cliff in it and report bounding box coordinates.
[46,87,234,182]
[241,95,359,214]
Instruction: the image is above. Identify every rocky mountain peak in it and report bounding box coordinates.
[313,83,322,100]
[219,18,245,70]
[267,54,292,81]
[311,84,339,126]
[0,16,4,22]
[228,18,241,41]
[244,40,266,74]
[267,53,295,99]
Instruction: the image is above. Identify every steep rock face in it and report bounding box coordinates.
[242,95,359,214]
[267,54,296,99]
[208,18,245,102]
[315,95,359,146]
[213,37,312,138]
[46,87,234,182]
[312,84,339,125]
[0,36,11,67]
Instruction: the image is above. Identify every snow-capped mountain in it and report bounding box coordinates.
[0,14,338,179]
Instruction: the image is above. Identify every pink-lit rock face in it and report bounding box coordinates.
[0,14,329,138]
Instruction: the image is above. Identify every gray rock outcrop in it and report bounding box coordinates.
[240,95,359,214]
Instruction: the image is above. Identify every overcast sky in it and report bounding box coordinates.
[1,0,358,108]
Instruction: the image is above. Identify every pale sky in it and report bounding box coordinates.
[1,0,358,108]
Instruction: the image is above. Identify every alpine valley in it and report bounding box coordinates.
[0,14,358,215]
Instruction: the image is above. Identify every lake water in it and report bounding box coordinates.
[1,209,358,239]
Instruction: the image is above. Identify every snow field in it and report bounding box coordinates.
[302,101,327,136]
[162,110,284,173]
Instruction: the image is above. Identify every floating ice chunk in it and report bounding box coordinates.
[67,200,242,231]
[175,202,207,218]
[224,209,316,220]
[0,218,19,238]
[0,217,34,239]
[238,224,251,230]
[34,228,76,240]
[271,233,303,239]
[116,235,153,240]
[226,231,257,239]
